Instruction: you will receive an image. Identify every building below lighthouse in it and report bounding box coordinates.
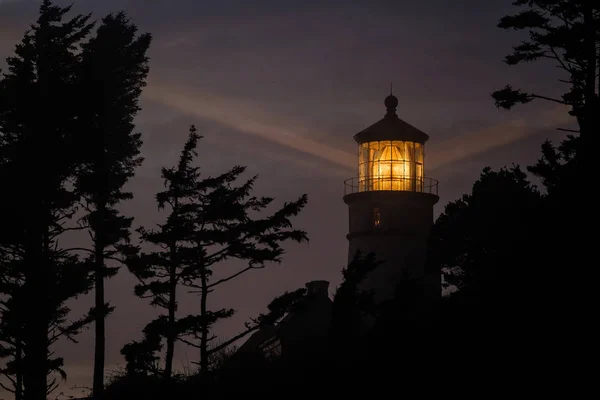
[343,93,439,305]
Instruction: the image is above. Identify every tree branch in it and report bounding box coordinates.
[58,247,93,255]
[176,337,200,349]
[207,325,259,356]
[548,46,578,77]
[2,372,16,386]
[0,380,15,393]
[557,128,579,133]
[206,264,264,289]
[530,93,568,104]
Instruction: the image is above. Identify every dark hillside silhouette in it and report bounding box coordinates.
[106,252,390,396]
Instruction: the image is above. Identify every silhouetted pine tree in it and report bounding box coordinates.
[432,167,542,300]
[491,0,599,194]
[0,261,25,400]
[0,211,95,398]
[331,252,381,336]
[428,167,544,368]
[115,286,306,395]
[0,1,95,398]
[124,126,205,379]
[74,12,151,398]
[120,320,163,377]
[490,0,598,347]
[329,251,381,366]
[179,157,308,374]
[492,0,599,147]
[126,126,308,376]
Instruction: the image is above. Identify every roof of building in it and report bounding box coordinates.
[237,324,277,353]
[235,280,332,356]
[353,94,430,144]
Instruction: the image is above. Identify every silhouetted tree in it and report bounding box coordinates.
[0,228,95,398]
[327,251,381,369]
[120,320,163,377]
[107,287,306,400]
[127,126,308,376]
[179,164,308,374]
[74,11,151,398]
[0,261,25,400]
[330,251,381,341]
[428,166,545,365]
[491,0,598,334]
[492,0,599,145]
[43,253,95,395]
[0,1,95,398]
[125,126,204,379]
[492,0,599,197]
[432,167,542,299]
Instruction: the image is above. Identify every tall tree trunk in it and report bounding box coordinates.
[23,217,49,400]
[199,269,208,374]
[582,3,597,153]
[164,243,177,379]
[15,338,23,400]
[93,204,106,400]
[23,291,49,400]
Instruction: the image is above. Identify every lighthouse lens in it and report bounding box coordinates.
[358,140,424,192]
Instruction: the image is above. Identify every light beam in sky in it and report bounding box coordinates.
[145,82,574,175]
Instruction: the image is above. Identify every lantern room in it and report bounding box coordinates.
[344,94,438,196]
[358,140,424,192]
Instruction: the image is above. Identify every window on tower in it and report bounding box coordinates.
[374,208,381,226]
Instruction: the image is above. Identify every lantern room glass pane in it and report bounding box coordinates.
[358,143,368,191]
[357,140,425,192]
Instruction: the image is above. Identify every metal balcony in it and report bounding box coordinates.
[344,176,439,196]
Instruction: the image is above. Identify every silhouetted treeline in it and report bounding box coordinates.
[439,0,598,378]
[0,0,154,398]
[121,125,307,379]
[0,2,310,399]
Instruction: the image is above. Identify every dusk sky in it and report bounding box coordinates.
[0,0,574,395]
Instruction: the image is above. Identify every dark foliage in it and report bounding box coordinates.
[490,0,597,359]
[0,1,96,398]
[492,0,599,180]
[492,1,599,135]
[74,11,151,398]
[124,126,308,378]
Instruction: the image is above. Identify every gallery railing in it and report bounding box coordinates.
[344,176,439,196]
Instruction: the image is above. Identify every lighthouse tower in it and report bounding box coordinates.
[343,93,439,304]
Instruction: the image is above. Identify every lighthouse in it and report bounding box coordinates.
[343,93,439,305]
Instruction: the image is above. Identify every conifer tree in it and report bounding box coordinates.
[126,126,308,376]
[0,1,95,398]
[491,0,599,169]
[0,260,25,400]
[331,251,381,339]
[125,126,205,379]
[491,0,599,330]
[75,12,151,398]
